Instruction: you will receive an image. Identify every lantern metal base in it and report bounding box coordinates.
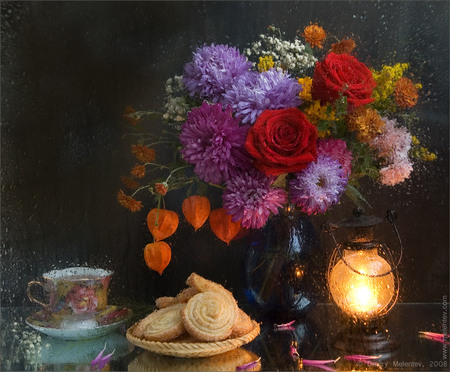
[333,320,399,354]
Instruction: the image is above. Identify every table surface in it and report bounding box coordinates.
[1,303,448,371]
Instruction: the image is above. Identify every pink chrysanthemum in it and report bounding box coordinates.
[180,102,251,184]
[316,138,353,176]
[379,160,413,186]
[370,117,414,186]
[370,117,412,163]
[222,168,287,229]
[289,155,348,215]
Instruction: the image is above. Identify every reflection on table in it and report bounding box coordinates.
[1,307,133,371]
[128,348,260,371]
[1,304,449,371]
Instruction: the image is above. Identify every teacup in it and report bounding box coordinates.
[27,267,113,317]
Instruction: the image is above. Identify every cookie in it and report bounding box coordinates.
[181,291,238,342]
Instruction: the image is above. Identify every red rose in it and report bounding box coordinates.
[311,52,376,109]
[245,108,317,176]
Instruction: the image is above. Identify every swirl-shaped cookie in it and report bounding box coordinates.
[133,303,186,342]
[181,291,238,341]
[186,273,234,301]
[155,287,199,309]
[231,308,254,338]
[176,286,199,303]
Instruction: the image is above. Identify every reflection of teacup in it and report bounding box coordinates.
[128,348,261,372]
[27,267,113,318]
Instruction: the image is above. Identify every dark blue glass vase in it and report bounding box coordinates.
[244,205,324,322]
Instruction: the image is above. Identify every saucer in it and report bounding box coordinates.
[26,306,133,340]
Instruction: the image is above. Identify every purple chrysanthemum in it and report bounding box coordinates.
[289,155,348,215]
[316,138,353,176]
[180,102,251,184]
[183,44,252,103]
[222,68,302,124]
[222,168,287,229]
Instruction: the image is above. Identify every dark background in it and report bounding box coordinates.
[1,1,448,309]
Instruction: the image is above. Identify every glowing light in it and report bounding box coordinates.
[329,248,395,319]
[348,281,378,314]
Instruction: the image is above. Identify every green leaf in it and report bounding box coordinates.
[345,184,372,209]
[185,183,193,198]
[331,119,348,138]
[317,120,329,132]
[196,180,209,196]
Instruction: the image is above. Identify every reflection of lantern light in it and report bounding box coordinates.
[327,209,402,354]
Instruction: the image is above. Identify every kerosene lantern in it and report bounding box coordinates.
[327,208,403,353]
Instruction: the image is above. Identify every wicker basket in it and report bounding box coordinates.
[126,320,260,358]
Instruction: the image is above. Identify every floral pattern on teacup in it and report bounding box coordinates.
[65,285,99,314]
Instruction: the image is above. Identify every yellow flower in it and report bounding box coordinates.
[411,135,420,146]
[421,149,437,161]
[298,77,313,102]
[371,63,409,103]
[411,136,437,161]
[304,100,336,125]
[257,56,275,72]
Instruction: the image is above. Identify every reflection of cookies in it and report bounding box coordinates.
[128,347,261,371]
[181,291,238,341]
[231,308,253,338]
[133,304,186,342]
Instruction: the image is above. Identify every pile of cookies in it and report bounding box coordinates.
[131,273,254,342]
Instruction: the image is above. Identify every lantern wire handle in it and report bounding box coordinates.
[386,210,404,270]
[327,210,404,278]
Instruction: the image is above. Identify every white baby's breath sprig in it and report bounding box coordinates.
[245,30,316,75]
[163,75,191,127]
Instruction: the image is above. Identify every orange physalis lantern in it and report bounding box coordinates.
[209,208,241,245]
[146,208,179,241]
[182,195,211,231]
[144,241,171,275]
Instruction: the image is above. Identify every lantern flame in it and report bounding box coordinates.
[329,248,395,319]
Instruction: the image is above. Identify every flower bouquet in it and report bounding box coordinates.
[118,24,435,276]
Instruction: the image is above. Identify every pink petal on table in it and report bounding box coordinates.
[91,345,106,367]
[302,357,340,365]
[344,354,381,361]
[290,345,300,360]
[274,320,296,331]
[236,357,261,371]
[303,363,336,372]
[91,346,115,370]
[419,331,450,345]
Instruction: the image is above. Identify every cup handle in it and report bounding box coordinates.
[27,281,49,308]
